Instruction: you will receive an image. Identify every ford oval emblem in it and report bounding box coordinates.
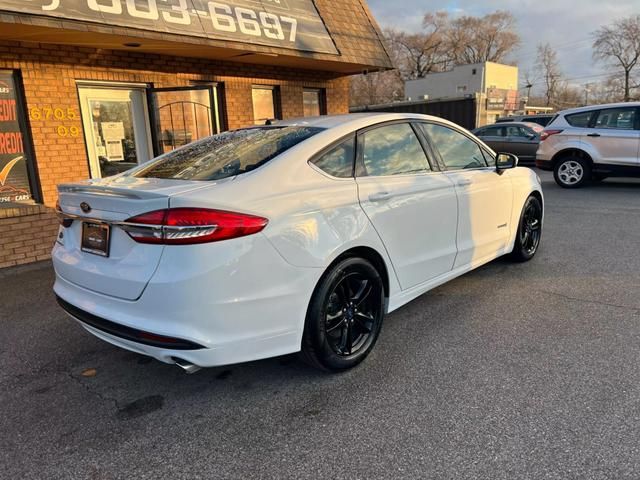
[80,202,92,214]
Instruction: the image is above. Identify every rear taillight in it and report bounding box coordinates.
[55,200,73,228]
[540,129,563,141]
[123,208,268,245]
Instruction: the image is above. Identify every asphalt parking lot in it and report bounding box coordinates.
[2,171,640,479]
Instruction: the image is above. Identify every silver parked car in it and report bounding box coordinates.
[536,102,640,188]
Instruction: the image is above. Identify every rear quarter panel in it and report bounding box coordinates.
[168,135,403,298]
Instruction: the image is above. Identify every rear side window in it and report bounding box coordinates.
[132,126,323,180]
[594,107,636,130]
[565,111,593,128]
[419,123,488,170]
[360,123,431,176]
[481,126,504,136]
[311,137,355,178]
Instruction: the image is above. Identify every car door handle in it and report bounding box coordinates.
[369,192,392,202]
[457,179,472,187]
[587,133,601,137]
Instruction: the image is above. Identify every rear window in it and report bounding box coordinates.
[132,126,323,180]
[526,124,544,133]
[565,111,593,128]
[522,116,553,126]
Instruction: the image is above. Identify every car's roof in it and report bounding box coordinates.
[272,112,464,131]
[478,121,541,129]
[558,101,640,116]
[498,114,553,120]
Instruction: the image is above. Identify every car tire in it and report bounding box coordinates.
[510,195,543,262]
[553,156,591,188]
[301,257,385,371]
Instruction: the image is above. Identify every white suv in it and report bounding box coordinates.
[536,102,640,188]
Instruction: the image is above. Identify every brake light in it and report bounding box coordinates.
[55,200,73,228]
[540,129,563,141]
[123,208,268,245]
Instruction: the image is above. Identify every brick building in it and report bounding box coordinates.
[0,0,391,268]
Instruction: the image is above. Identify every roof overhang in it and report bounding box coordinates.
[0,11,390,75]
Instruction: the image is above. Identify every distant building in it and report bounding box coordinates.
[405,62,519,126]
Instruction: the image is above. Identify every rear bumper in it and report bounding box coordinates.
[56,295,205,350]
[535,159,553,171]
[53,233,322,368]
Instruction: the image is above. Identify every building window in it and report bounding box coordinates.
[456,85,467,93]
[150,84,224,156]
[472,68,477,75]
[303,88,326,117]
[0,70,40,206]
[252,86,281,125]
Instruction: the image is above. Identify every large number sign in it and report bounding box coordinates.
[0,72,36,206]
[0,0,338,55]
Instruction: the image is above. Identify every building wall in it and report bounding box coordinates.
[405,64,485,101]
[484,62,518,91]
[404,62,519,102]
[0,40,350,269]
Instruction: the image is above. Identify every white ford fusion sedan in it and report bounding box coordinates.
[53,113,543,372]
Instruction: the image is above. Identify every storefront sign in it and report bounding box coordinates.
[0,72,36,205]
[1,0,339,55]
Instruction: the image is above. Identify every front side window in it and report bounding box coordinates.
[419,123,488,170]
[311,137,354,178]
[594,107,637,130]
[252,86,280,125]
[565,111,593,128]
[132,126,323,181]
[360,123,431,177]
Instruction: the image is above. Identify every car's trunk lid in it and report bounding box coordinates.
[54,175,225,300]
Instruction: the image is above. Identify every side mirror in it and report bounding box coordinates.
[495,152,518,173]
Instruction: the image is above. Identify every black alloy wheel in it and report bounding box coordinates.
[510,195,543,262]
[301,257,385,371]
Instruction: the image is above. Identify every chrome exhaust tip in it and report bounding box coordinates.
[172,357,202,374]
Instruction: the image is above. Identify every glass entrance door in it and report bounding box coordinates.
[78,86,153,178]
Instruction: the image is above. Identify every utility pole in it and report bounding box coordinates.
[584,83,591,106]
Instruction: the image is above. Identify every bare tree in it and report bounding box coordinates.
[447,11,520,64]
[593,15,640,102]
[553,84,584,109]
[348,10,522,107]
[387,12,450,80]
[536,43,563,107]
[349,70,404,107]
[588,75,640,103]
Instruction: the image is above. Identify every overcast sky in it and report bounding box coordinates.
[367,0,637,94]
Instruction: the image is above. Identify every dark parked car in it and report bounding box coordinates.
[496,114,555,127]
[472,122,544,164]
